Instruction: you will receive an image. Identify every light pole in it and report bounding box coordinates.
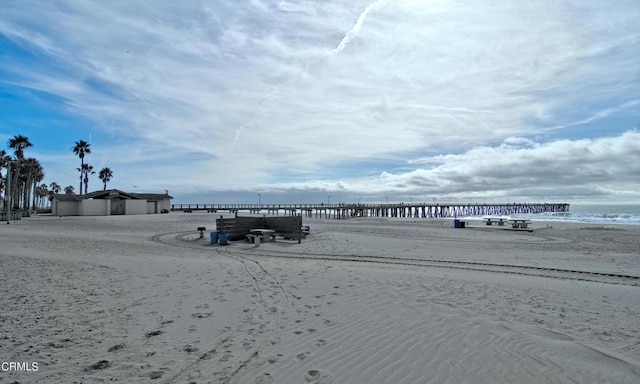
[358,197,362,204]
[258,193,261,210]
[327,195,331,205]
[385,196,389,204]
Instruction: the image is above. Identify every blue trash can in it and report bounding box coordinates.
[453,219,460,228]
[210,232,218,244]
[218,233,228,245]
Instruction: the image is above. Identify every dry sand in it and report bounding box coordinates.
[1,212,639,383]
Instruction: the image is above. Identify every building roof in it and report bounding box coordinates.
[52,189,173,201]
[132,193,173,201]
[51,193,82,202]
[84,189,141,200]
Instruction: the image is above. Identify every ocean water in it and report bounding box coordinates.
[514,204,640,226]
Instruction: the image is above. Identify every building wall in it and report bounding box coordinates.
[79,199,109,216]
[156,198,171,213]
[158,198,171,212]
[53,200,79,216]
[125,199,148,215]
[145,198,170,213]
[52,194,165,216]
[111,199,125,215]
[146,201,158,214]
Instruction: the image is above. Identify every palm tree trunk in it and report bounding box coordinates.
[79,155,85,195]
[11,161,20,209]
[24,168,32,211]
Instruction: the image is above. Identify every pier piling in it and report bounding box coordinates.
[171,203,570,219]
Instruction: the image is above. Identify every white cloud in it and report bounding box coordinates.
[1,0,639,202]
[324,130,640,198]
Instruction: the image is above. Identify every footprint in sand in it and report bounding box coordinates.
[255,372,275,383]
[296,352,310,361]
[145,330,164,338]
[304,369,334,384]
[149,371,163,379]
[183,345,199,353]
[192,312,213,318]
[108,343,125,352]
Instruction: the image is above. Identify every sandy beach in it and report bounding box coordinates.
[1,212,639,383]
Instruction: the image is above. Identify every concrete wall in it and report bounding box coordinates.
[147,201,158,214]
[52,196,168,216]
[111,199,125,215]
[146,198,170,213]
[52,200,79,216]
[158,198,171,212]
[125,199,148,215]
[79,199,109,216]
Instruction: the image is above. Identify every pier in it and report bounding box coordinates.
[170,202,570,219]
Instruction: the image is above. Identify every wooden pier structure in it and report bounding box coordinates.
[171,202,570,219]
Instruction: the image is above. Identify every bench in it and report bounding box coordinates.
[484,216,508,226]
[509,219,532,229]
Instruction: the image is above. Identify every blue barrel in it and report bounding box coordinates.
[453,219,460,228]
[210,232,218,244]
[218,233,228,245]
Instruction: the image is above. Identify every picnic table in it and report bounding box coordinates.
[246,229,277,244]
[509,219,532,229]
[484,216,509,226]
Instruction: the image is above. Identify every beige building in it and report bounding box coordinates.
[51,189,172,216]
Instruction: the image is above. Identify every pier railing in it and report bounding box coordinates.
[170,202,569,219]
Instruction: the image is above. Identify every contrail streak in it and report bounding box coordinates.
[328,0,387,56]
[230,0,387,152]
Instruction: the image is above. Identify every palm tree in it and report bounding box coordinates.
[48,182,61,203]
[0,149,9,209]
[64,185,75,195]
[8,135,32,159]
[8,135,33,209]
[83,164,95,194]
[22,158,44,212]
[0,149,7,181]
[29,160,45,210]
[99,167,113,190]
[49,182,61,194]
[36,183,49,209]
[72,140,91,194]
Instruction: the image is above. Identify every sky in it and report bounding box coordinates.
[1,0,639,205]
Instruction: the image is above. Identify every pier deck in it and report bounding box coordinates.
[170,203,569,219]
